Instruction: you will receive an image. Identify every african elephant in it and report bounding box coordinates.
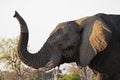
[14,11,120,80]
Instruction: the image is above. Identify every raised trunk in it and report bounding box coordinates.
[14,11,50,69]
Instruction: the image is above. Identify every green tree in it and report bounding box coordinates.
[0,38,27,80]
[59,74,80,80]
[69,64,96,80]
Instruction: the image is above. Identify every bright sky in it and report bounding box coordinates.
[0,0,120,52]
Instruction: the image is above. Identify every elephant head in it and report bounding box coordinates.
[14,11,111,72]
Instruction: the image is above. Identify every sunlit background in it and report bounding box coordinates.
[1,0,120,52]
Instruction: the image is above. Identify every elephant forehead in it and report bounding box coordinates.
[50,23,67,36]
[75,16,89,25]
[50,21,77,36]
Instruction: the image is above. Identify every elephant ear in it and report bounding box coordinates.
[80,16,112,67]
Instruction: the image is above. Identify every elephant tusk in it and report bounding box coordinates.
[38,67,49,72]
[38,62,55,72]
[30,67,52,73]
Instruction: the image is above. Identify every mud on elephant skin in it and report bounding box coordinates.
[14,11,120,80]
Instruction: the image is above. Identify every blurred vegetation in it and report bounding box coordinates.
[0,38,28,80]
[0,38,28,79]
[69,63,96,80]
[58,74,80,80]
[0,37,96,80]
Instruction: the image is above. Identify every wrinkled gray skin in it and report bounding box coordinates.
[14,11,120,80]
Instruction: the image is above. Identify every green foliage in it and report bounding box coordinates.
[92,77,97,80]
[0,38,19,66]
[0,38,27,79]
[59,74,80,80]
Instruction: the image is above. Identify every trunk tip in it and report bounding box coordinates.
[13,11,19,17]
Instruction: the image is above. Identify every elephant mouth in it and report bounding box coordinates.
[37,45,62,72]
[38,61,55,72]
[34,58,55,72]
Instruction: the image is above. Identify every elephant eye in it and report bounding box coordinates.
[58,43,63,48]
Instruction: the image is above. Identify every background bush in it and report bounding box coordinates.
[59,73,80,80]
